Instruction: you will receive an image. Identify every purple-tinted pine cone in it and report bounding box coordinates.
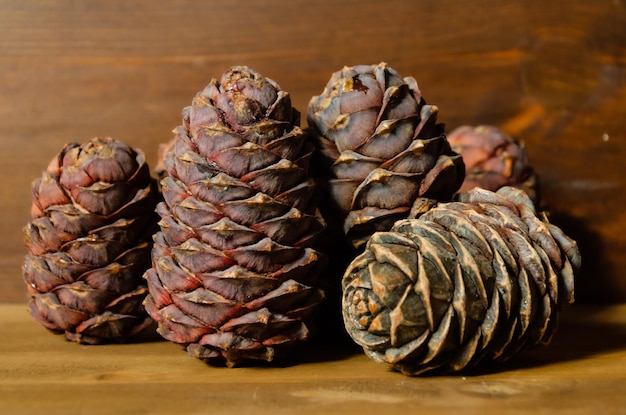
[447,125,540,205]
[144,66,326,367]
[23,137,159,344]
[307,62,465,249]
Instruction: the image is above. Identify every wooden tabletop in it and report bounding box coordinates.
[2,302,625,414]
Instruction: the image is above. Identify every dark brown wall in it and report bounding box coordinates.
[2,0,625,302]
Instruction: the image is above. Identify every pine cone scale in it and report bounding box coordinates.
[29,293,89,331]
[23,255,67,293]
[31,173,71,214]
[153,255,203,292]
[197,268,277,303]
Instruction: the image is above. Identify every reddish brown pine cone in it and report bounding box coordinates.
[144,66,327,367]
[307,62,465,249]
[447,125,540,205]
[154,137,175,181]
[23,137,160,344]
[342,187,579,375]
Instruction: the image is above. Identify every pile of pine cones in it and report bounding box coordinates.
[23,63,580,376]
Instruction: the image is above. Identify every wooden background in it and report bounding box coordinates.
[1,0,625,304]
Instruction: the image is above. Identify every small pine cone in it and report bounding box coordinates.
[154,136,175,181]
[342,186,579,375]
[447,125,540,205]
[144,66,326,367]
[23,137,160,344]
[307,62,465,249]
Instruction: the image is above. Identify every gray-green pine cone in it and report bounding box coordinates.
[143,66,326,367]
[342,186,579,375]
[23,137,159,344]
[307,62,465,249]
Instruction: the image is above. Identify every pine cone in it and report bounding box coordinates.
[307,62,465,249]
[342,186,579,375]
[154,136,175,181]
[447,125,540,205]
[144,66,326,367]
[23,137,159,344]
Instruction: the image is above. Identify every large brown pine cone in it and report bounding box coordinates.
[23,137,159,344]
[447,125,540,205]
[342,186,579,375]
[144,66,326,367]
[307,62,465,249]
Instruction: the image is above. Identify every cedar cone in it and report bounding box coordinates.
[144,66,326,367]
[23,137,159,344]
[307,62,465,249]
[447,125,540,205]
[342,186,579,375]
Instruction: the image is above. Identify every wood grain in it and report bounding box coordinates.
[1,0,625,302]
[2,303,626,414]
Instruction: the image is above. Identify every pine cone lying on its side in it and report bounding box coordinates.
[447,125,540,205]
[307,62,465,249]
[23,137,160,344]
[342,186,579,375]
[144,66,326,367]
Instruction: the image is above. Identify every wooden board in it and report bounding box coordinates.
[1,0,625,304]
[2,302,626,414]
